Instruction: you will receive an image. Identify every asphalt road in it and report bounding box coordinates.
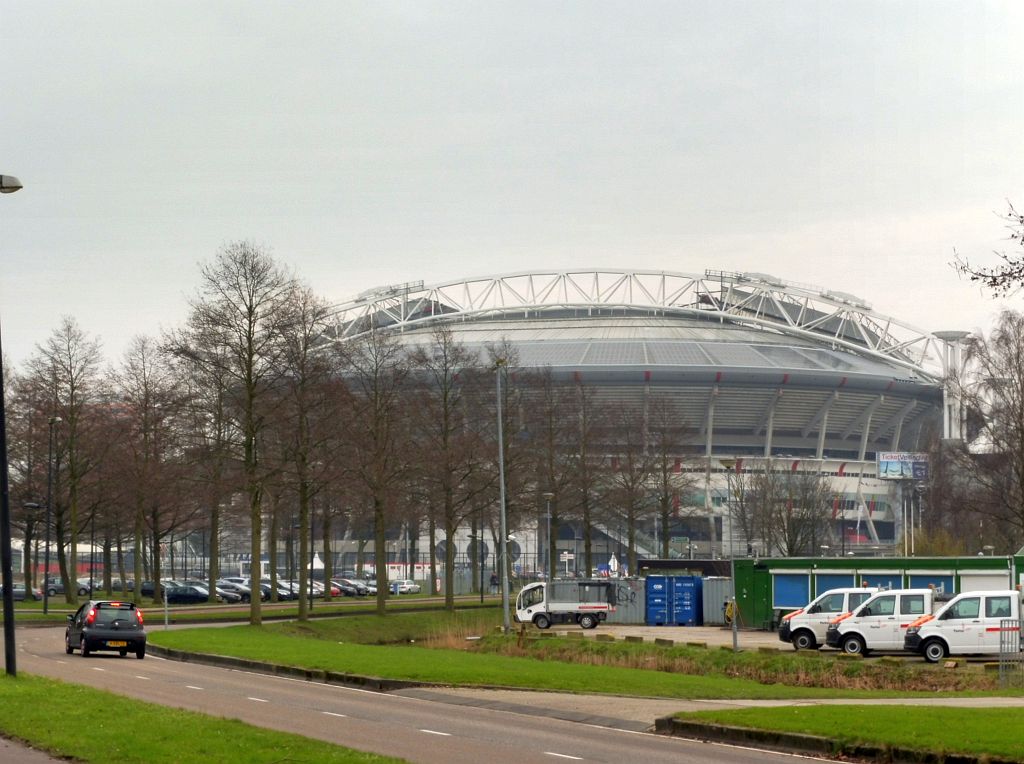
[16,625,826,764]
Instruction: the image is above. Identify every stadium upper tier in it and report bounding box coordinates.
[328,270,963,459]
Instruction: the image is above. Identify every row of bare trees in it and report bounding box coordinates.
[2,241,723,622]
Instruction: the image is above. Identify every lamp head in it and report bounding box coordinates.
[0,175,23,193]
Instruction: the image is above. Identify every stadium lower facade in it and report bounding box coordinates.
[329,269,968,567]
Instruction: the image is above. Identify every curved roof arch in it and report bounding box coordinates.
[328,269,960,383]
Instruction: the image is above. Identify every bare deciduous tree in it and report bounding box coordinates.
[337,329,411,615]
[27,317,104,605]
[168,242,296,625]
[954,203,1024,296]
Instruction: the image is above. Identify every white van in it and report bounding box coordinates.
[778,588,877,650]
[824,588,943,655]
[905,590,1023,662]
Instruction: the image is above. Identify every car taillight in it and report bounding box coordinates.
[136,609,144,625]
[85,608,96,626]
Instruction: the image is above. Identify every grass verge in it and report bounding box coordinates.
[0,673,401,763]
[149,615,952,700]
[677,706,1024,762]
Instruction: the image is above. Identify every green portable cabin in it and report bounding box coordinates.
[733,554,1023,630]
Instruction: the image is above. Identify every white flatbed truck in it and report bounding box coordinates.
[515,580,616,630]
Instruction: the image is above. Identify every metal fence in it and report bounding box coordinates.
[998,619,1024,689]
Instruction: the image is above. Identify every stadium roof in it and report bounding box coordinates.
[327,270,961,458]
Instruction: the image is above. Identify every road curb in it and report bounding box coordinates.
[654,716,1022,764]
[147,644,429,691]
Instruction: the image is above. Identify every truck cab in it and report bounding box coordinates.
[824,588,941,655]
[905,590,1023,662]
[778,587,877,650]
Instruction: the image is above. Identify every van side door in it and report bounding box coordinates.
[940,595,983,651]
[860,594,897,647]
[978,594,1015,654]
[897,592,927,648]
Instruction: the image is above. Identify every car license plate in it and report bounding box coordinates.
[107,641,127,647]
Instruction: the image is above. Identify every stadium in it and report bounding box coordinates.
[328,269,967,567]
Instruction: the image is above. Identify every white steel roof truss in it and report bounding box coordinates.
[841,396,884,440]
[326,270,954,379]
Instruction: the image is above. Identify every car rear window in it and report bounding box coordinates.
[93,603,140,626]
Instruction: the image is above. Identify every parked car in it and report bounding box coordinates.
[164,585,210,605]
[45,576,91,597]
[227,578,272,601]
[13,583,42,601]
[138,580,175,597]
[184,579,240,603]
[216,580,255,603]
[65,600,146,659]
[390,579,421,594]
[333,578,368,596]
[259,579,298,601]
[332,579,360,597]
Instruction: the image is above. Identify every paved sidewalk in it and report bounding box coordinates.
[0,737,61,763]
[398,686,1024,734]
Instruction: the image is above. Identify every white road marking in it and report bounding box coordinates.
[545,754,583,761]
[420,729,451,736]
[135,676,149,680]
[248,697,268,703]
[322,712,347,718]
[91,667,104,672]
[186,685,203,690]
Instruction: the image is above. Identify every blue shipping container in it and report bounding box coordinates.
[645,576,670,625]
[645,576,704,626]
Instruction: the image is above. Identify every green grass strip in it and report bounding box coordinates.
[0,674,401,763]
[150,622,917,700]
[678,706,1024,761]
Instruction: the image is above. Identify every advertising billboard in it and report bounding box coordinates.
[876,452,929,480]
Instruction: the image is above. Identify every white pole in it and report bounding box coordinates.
[496,361,511,634]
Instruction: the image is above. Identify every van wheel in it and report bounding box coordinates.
[533,614,551,630]
[792,630,817,651]
[923,639,948,663]
[841,634,866,656]
[579,614,597,630]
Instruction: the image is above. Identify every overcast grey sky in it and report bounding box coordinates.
[2,1,1022,368]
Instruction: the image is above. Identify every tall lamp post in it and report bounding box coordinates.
[541,491,553,577]
[495,359,511,634]
[719,459,740,653]
[0,174,24,676]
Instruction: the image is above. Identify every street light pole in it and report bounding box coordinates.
[0,174,23,677]
[495,359,510,634]
[720,459,739,653]
[542,491,553,578]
